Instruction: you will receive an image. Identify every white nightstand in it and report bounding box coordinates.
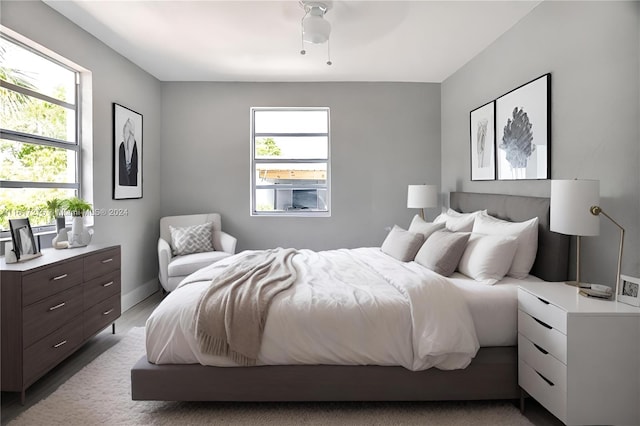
[518,281,640,426]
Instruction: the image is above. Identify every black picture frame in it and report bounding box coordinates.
[495,73,551,180]
[9,218,40,261]
[469,101,496,181]
[113,103,143,199]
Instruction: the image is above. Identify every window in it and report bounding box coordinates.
[251,108,330,217]
[0,33,81,231]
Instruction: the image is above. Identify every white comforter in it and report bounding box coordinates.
[146,247,480,371]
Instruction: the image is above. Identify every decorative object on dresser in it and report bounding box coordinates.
[518,281,640,425]
[496,73,550,181]
[406,184,437,220]
[469,101,496,181]
[589,204,625,300]
[8,218,41,261]
[1,245,121,403]
[113,103,143,200]
[63,196,94,248]
[550,179,600,288]
[618,274,640,307]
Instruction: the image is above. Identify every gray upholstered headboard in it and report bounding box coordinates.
[449,192,569,282]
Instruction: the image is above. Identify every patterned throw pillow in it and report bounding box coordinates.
[169,222,214,256]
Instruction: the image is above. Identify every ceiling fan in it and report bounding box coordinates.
[299,0,333,65]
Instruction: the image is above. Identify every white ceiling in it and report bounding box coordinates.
[44,0,541,83]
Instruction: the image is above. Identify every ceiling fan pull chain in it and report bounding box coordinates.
[300,8,309,55]
[326,39,332,66]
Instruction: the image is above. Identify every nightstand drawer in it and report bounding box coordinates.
[23,285,84,349]
[518,288,567,334]
[518,310,567,364]
[83,247,121,282]
[518,333,566,388]
[22,259,84,306]
[519,359,566,423]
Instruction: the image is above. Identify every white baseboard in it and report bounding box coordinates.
[122,278,159,312]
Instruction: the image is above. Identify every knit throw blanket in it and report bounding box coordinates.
[193,248,298,366]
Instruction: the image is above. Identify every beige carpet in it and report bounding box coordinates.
[10,328,532,425]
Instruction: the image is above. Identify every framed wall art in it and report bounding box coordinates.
[113,103,143,199]
[495,73,551,180]
[469,101,496,181]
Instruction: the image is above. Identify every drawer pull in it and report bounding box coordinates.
[48,302,66,311]
[103,308,114,316]
[535,370,555,387]
[537,297,550,305]
[102,281,114,288]
[533,343,549,355]
[101,258,114,264]
[52,274,68,281]
[533,317,552,330]
[53,340,67,348]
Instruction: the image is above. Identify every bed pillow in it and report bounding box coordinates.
[414,231,471,277]
[169,222,215,256]
[472,213,539,279]
[408,215,446,240]
[433,208,485,232]
[380,225,424,262]
[457,233,518,285]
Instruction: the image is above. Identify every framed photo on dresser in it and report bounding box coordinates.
[619,275,640,307]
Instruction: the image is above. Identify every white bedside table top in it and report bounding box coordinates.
[519,281,640,316]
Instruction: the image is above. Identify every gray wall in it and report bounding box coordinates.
[442,1,640,286]
[1,1,163,309]
[160,82,441,251]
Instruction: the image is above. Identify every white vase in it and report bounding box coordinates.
[70,215,91,247]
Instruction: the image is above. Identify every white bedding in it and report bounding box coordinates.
[146,247,480,371]
[447,272,543,347]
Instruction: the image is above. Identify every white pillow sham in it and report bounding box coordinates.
[472,212,539,279]
[380,225,424,262]
[408,214,446,240]
[457,233,518,285]
[433,208,485,232]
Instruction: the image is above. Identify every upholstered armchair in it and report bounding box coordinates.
[158,213,237,292]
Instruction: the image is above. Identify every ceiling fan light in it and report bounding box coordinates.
[303,15,331,44]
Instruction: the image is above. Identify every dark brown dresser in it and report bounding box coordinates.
[1,244,121,403]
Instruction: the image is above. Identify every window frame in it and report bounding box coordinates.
[250,107,331,217]
[0,31,83,234]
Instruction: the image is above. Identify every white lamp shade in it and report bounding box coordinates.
[303,15,331,44]
[550,179,600,236]
[407,185,438,209]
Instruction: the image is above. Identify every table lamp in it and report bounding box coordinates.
[407,184,437,220]
[550,179,599,287]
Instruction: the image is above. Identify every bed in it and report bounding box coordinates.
[131,192,569,402]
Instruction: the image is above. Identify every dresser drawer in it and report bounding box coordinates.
[23,315,84,387]
[84,270,121,308]
[83,293,121,339]
[83,247,121,282]
[518,333,566,389]
[518,288,567,334]
[518,310,567,364]
[23,285,84,349]
[519,359,567,423]
[22,259,84,306]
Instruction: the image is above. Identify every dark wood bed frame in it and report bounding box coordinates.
[131,192,569,402]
